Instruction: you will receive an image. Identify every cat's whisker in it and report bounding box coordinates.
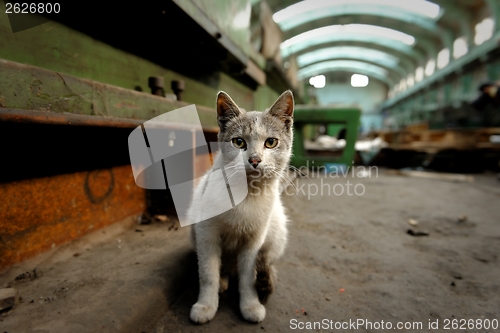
[279,171,304,197]
[269,169,299,194]
[282,175,299,193]
[287,165,309,179]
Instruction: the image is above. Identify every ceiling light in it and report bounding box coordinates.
[351,74,369,87]
[309,75,326,88]
[415,66,424,82]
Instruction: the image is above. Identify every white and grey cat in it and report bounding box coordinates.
[188,90,294,323]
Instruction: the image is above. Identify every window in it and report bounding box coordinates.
[415,66,424,82]
[388,89,395,99]
[399,78,407,92]
[425,59,436,76]
[407,73,415,87]
[474,17,494,45]
[437,48,450,69]
[453,37,468,59]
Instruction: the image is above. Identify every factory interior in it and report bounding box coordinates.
[1,1,500,332]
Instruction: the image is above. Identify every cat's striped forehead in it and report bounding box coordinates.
[220,111,292,142]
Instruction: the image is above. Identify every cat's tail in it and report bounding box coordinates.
[255,250,275,303]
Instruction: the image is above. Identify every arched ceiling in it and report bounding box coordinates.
[282,15,440,60]
[280,24,427,62]
[264,0,495,90]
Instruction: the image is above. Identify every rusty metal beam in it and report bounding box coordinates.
[0,165,145,270]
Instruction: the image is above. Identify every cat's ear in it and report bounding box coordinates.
[267,90,294,129]
[217,91,242,130]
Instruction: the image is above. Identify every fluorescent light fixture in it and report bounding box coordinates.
[309,75,326,88]
[297,46,400,68]
[281,24,416,50]
[437,48,450,69]
[425,59,435,77]
[273,0,441,24]
[453,37,468,59]
[474,17,494,45]
[415,66,424,82]
[351,74,369,87]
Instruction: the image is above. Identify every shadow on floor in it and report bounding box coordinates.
[153,248,254,330]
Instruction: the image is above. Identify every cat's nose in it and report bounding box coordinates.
[248,157,261,169]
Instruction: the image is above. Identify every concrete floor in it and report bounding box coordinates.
[1,169,499,333]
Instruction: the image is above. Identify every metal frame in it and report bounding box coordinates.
[291,106,361,168]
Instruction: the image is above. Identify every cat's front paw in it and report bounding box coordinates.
[241,300,266,323]
[190,302,217,324]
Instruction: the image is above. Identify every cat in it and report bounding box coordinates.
[188,90,294,324]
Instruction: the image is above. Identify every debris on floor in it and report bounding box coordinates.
[0,288,18,311]
[408,219,419,226]
[407,229,430,237]
[154,215,169,222]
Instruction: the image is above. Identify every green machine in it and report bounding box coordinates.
[291,106,361,169]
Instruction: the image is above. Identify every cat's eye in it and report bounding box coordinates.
[264,138,278,149]
[232,137,246,149]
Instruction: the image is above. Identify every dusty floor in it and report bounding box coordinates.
[1,169,500,333]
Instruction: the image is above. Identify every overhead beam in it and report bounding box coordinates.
[281,33,426,64]
[277,4,438,33]
[295,46,408,79]
[289,40,418,74]
[298,60,395,87]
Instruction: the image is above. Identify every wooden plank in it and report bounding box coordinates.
[0,58,219,128]
[371,127,500,152]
